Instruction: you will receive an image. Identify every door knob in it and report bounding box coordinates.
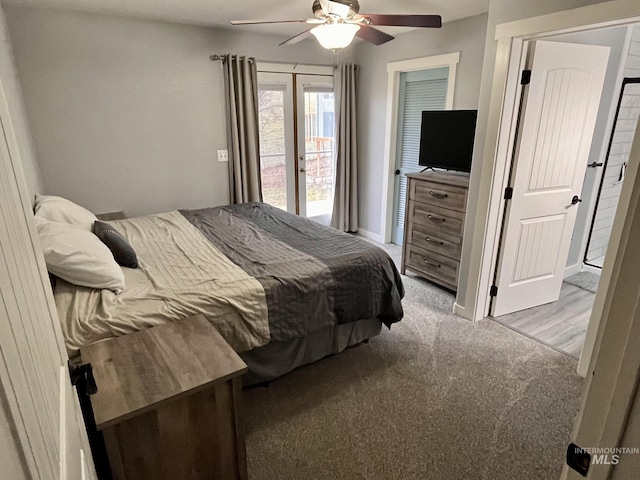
[299,168,306,173]
[395,169,401,175]
[571,195,583,205]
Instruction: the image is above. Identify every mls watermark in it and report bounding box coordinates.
[572,446,640,465]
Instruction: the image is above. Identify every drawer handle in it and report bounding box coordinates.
[427,214,446,224]
[426,236,444,246]
[429,191,448,199]
[424,259,442,268]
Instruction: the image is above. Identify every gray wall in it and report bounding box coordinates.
[541,26,630,271]
[5,6,342,217]
[354,13,488,236]
[0,5,42,201]
[457,0,614,315]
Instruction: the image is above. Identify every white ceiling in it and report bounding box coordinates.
[1,0,490,37]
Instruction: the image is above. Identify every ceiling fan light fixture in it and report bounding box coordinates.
[310,22,360,50]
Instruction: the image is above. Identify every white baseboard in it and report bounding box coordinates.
[453,302,473,321]
[564,263,582,279]
[357,228,384,244]
[582,264,602,276]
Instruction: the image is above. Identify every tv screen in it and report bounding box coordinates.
[418,110,477,172]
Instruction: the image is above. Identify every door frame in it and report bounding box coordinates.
[377,52,459,245]
[489,40,611,318]
[455,0,640,327]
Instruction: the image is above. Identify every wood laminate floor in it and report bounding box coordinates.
[491,283,595,359]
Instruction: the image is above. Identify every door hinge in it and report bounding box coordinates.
[490,285,498,297]
[566,443,590,477]
[68,359,98,396]
[504,187,513,200]
[521,69,531,85]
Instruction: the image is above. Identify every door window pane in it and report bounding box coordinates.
[258,88,287,210]
[304,90,335,222]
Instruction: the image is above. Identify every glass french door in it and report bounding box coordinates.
[258,72,335,224]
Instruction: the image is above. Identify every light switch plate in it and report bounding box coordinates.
[217,149,229,162]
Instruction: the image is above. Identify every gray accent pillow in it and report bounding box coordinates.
[92,221,138,269]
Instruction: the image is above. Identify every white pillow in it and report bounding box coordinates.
[34,194,97,231]
[35,217,125,293]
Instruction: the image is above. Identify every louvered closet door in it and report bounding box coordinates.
[391,67,449,245]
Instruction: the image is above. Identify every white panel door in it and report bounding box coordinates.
[492,41,610,317]
[0,74,95,478]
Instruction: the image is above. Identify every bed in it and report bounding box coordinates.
[53,202,404,384]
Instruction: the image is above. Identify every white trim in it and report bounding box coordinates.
[564,263,582,279]
[452,302,467,317]
[495,0,640,40]
[462,38,527,321]
[59,365,67,480]
[582,263,602,276]
[385,52,461,74]
[380,52,460,243]
[257,62,334,76]
[357,228,385,245]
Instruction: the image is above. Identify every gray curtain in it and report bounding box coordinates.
[222,54,262,204]
[331,63,359,232]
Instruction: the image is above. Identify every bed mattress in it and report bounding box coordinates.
[55,203,404,356]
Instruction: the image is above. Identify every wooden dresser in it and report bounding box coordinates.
[81,315,248,480]
[401,171,470,291]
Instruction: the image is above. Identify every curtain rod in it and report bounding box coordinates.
[209,54,255,62]
[210,55,353,71]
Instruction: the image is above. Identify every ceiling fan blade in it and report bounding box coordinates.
[319,0,330,15]
[356,25,394,46]
[231,19,308,25]
[358,14,442,28]
[280,29,313,46]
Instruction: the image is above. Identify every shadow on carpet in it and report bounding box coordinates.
[243,275,584,480]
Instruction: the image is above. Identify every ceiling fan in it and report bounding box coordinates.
[231,0,442,50]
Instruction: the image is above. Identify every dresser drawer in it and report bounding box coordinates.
[407,222,462,260]
[410,180,467,212]
[405,244,459,289]
[409,201,465,237]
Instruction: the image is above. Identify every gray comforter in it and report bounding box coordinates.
[180,203,404,344]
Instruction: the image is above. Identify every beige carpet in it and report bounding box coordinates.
[243,275,584,480]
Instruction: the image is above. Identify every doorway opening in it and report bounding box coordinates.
[489,24,640,360]
[583,77,640,269]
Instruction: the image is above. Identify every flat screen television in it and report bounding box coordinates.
[418,110,477,172]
